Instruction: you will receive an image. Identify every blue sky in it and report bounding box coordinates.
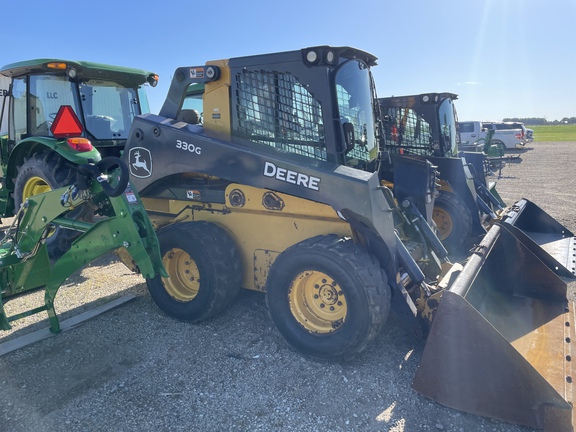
[3,0,574,121]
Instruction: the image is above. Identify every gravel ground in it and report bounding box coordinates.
[0,141,574,432]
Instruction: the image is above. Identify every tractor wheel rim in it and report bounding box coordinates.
[162,247,200,301]
[23,176,51,200]
[288,270,347,334]
[433,207,453,240]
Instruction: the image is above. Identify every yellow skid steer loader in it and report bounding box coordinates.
[123,46,575,431]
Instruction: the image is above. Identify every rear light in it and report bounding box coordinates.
[515,132,523,140]
[66,137,93,152]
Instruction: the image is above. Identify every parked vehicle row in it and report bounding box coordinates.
[458,120,534,151]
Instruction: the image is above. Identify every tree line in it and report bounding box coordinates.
[503,117,576,125]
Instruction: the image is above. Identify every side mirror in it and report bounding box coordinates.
[343,122,355,153]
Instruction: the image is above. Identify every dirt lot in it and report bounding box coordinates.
[0,141,574,432]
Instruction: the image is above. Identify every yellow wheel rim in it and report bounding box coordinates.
[432,206,453,241]
[288,270,347,333]
[162,247,200,302]
[23,176,52,200]
[22,176,56,238]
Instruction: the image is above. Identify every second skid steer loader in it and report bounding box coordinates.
[378,92,576,277]
[124,46,575,431]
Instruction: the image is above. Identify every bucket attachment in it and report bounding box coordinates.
[413,224,575,431]
[502,199,576,277]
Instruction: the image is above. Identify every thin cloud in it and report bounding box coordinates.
[457,81,482,86]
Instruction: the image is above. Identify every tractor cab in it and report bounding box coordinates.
[0,59,158,220]
[0,59,158,158]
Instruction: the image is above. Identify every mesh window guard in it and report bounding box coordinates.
[385,108,433,156]
[235,70,326,161]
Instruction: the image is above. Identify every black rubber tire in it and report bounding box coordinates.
[14,151,75,209]
[13,151,90,257]
[146,221,242,322]
[265,235,390,361]
[432,190,473,253]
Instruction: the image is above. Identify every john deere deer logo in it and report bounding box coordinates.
[129,147,152,178]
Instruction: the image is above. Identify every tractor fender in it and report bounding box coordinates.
[5,137,102,190]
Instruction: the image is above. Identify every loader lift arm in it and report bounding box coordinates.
[0,156,166,333]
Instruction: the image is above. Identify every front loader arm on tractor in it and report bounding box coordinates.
[0,156,166,333]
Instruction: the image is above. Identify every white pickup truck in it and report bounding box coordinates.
[458,121,526,151]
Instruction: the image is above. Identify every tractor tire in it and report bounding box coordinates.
[432,190,473,253]
[13,151,91,257]
[146,221,242,322]
[265,234,390,361]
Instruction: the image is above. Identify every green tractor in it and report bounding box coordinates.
[0,59,158,254]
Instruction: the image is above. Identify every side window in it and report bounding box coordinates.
[458,122,474,133]
[235,70,326,161]
[0,76,10,135]
[138,87,150,114]
[10,77,27,141]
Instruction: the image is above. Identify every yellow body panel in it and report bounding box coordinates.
[204,60,231,135]
[143,184,352,291]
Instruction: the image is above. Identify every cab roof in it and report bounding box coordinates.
[0,58,157,86]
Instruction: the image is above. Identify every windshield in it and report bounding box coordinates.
[335,60,377,168]
[79,79,142,140]
[438,98,458,156]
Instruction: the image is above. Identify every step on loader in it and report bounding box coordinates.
[123,46,575,431]
[378,93,576,277]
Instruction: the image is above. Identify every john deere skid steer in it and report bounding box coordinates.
[123,46,575,430]
[378,92,576,278]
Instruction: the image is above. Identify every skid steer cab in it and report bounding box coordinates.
[0,155,165,334]
[0,59,158,256]
[124,45,575,430]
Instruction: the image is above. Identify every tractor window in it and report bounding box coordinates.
[10,78,27,141]
[79,80,141,139]
[80,80,140,140]
[335,60,377,168]
[29,75,78,137]
[0,76,10,136]
[138,87,151,114]
[235,70,326,161]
